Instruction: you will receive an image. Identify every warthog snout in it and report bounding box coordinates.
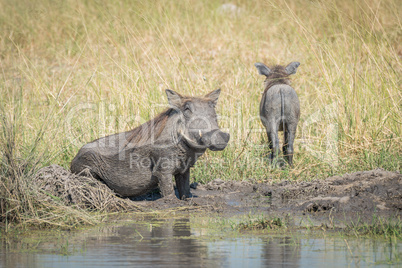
[201,130,230,151]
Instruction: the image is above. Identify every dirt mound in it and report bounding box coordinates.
[33,165,401,218]
[34,165,142,212]
[160,169,401,216]
[254,169,402,214]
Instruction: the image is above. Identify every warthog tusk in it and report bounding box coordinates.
[179,129,197,144]
[178,129,205,149]
[199,130,202,137]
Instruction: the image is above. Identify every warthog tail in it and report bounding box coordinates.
[280,89,285,133]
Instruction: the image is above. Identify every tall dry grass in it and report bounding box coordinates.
[0,0,400,226]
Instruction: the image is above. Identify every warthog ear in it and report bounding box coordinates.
[165,89,183,108]
[254,62,271,76]
[285,62,300,75]
[205,89,221,107]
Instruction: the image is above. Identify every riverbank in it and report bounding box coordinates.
[30,165,402,234]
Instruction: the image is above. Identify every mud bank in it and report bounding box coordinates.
[140,169,401,218]
[35,166,401,223]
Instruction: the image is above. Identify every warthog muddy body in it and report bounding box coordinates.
[71,89,229,199]
[255,62,300,167]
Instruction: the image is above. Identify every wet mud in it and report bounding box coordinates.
[35,166,401,224]
[137,169,402,224]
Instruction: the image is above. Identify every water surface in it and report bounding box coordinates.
[1,216,400,267]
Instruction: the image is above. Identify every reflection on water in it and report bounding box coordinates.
[1,217,401,268]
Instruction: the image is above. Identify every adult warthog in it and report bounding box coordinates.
[71,89,230,200]
[255,61,300,167]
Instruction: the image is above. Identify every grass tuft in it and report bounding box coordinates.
[345,215,402,238]
[237,216,286,230]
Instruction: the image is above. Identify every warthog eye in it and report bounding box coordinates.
[184,103,192,116]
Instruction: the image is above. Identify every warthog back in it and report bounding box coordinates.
[255,62,300,167]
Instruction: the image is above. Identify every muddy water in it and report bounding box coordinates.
[1,216,401,268]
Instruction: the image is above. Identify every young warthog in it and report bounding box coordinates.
[255,62,300,167]
[71,89,230,199]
